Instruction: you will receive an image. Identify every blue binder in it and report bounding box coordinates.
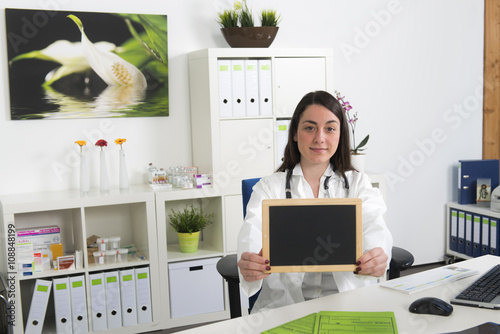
[458,159,499,204]
[449,209,458,252]
[490,218,499,256]
[458,211,466,254]
[465,213,473,256]
[481,216,491,255]
[472,214,482,257]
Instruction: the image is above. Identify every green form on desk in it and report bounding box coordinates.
[261,311,398,334]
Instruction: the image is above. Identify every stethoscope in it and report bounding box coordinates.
[285,167,350,199]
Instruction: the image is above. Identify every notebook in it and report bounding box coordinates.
[381,265,478,294]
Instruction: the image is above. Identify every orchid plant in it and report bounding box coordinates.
[335,91,369,155]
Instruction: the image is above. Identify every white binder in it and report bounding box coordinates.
[231,59,246,117]
[244,59,260,116]
[275,119,291,167]
[89,273,107,331]
[258,59,273,116]
[69,275,89,333]
[52,277,72,334]
[25,279,52,334]
[104,271,122,329]
[119,269,138,327]
[135,267,153,324]
[218,59,233,117]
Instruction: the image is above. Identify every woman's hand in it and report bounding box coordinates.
[354,247,388,277]
[238,249,271,282]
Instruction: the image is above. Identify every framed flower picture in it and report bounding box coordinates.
[5,8,168,120]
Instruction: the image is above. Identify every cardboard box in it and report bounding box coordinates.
[17,225,61,246]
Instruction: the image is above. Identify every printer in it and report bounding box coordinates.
[491,185,500,212]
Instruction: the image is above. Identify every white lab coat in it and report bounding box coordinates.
[237,163,393,313]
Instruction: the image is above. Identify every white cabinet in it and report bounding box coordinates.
[0,188,161,334]
[274,57,328,117]
[219,118,275,180]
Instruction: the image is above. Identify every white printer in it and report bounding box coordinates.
[491,185,500,212]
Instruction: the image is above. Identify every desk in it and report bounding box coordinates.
[178,255,500,334]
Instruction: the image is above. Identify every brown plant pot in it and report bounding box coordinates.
[221,26,279,48]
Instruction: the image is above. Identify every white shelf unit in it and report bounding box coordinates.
[0,187,162,334]
[445,202,500,262]
[188,48,334,194]
[155,187,230,328]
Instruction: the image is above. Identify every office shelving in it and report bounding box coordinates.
[0,187,161,334]
[445,202,500,264]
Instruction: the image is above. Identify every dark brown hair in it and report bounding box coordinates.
[277,90,354,176]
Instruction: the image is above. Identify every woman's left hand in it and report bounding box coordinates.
[354,247,388,277]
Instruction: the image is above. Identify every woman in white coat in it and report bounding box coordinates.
[237,90,393,313]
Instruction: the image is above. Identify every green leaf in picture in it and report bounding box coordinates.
[117,33,153,68]
[137,14,168,65]
[143,61,169,84]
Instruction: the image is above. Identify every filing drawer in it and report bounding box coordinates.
[168,257,224,318]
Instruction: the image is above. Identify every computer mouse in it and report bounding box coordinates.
[409,297,453,316]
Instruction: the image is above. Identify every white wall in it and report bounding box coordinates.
[0,0,484,265]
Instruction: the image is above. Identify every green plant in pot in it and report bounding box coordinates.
[168,206,214,253]
[217,0,281,48]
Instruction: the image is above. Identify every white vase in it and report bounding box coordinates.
[100,150,110,194]
[119,149,129,190]
[351,154,366,172]
[80,151,90,196]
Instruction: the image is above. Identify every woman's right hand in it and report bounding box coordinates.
[238,249,271,282]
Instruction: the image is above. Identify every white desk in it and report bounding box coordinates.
[178,255,500,334]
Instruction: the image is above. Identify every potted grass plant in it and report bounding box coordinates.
[217,0,281,48]
[168,206,214,253]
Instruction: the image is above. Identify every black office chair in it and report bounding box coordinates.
[217,178,415,318]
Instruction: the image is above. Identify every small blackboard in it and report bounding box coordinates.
[262,198,362,273]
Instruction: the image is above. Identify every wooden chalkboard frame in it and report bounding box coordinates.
[262,198,362,273]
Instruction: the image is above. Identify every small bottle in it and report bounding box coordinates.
[148,163,157,184]
[96,238,109,251]
[109,236,121,250]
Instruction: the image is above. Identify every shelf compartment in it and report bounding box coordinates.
[162,196,224,262]
[84,202,151,264]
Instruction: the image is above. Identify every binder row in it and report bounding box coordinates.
[218,59,272,117]
[449,207,500,258]
[25,267,152,334]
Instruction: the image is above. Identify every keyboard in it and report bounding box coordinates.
[450,264,500,309]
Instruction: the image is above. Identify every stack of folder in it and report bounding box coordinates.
[90,267,153,331]
[218,59,273,117]
[449,205,500,258]
[24,267,153,333]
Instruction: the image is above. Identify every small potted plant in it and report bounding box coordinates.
[168,206,215,253]
[217,0,281,48]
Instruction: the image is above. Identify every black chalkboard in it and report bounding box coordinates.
[262,198,362,273]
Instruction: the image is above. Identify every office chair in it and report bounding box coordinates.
[217,177,414,318]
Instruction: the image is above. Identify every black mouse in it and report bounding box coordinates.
[409,297,453,316]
